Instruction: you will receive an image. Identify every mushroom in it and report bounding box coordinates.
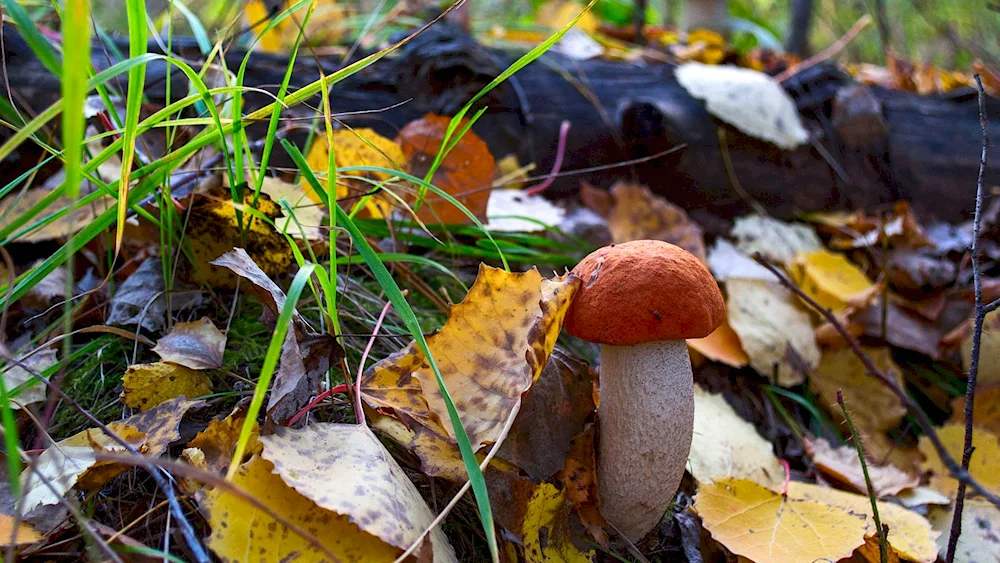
[564,240,725,541]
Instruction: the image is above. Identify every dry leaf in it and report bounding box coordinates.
[706,238,778,282]
[536,0,599,33]
[396,114,495,224]
[498,347,595,482]
[258,176,326,240]
[107,257,205,333]
[675,63,809,149]
[185,408,262,477]
[2,347,56,410]
[949,385,1000,435]
[805,437,918,498]
[556,424,607,547]
[210,247,304,327]
[362,265,579,479]
[259,423,457,561]
[808,347,906,435]
[523,483,595,562]
[606,182,706,261]
[726,278,820,386]
[687,320,749,367]
[152,317,226,370]
[918,424,1000,497]
[0,514,41,546]
[121,362,212,411]
[201,455,403,562]
[245,0,354,52]
[20,446,99,512]
[786,481,940,563]
[818,201,932,251]
[790,250,877,312]
[962,309,1000,385]
[689,385,784,489]
[694,478,868,563]
[860,301,943,359]
[853,535,902,563]
[927,499,1000,563]
[0,190,111,243]
[731,214,822,265]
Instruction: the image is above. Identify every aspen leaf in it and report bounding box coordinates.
[606,182,707,262]
[918,424,1000,497]
[301,127,405,218]
[786,481,940,563]
[20,446,99,512]
[694,478,868,563]
[185,408,262,477]
[536,0,599,33]
[805,437,918,498]
[687,319,749,368]
[726,278,819,386]
[201,455,402,563]
[689,385,784,489]
[928,499,1000,563]
[707,238,778,282]
[808,347,906,435]
[790,250,878,312]
[396,114,495,224]
[121,362,212,410]
[523,483,594,562]
[259,424,457,561]
[152,317,226,370]
[361,265,579,478]
[731,215,822,265]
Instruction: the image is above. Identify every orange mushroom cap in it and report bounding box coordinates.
[564,240,725,346]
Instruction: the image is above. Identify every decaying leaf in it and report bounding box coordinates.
[0,189,112,243]
[107,257,205,333]
[962,309,1000,385]
[605,182,706,261]
[396,114,495,224]
[362,265,579,479]
[556,424,606,547]
[259,423,457,561]
[860,301,944,359]
[694,478,868,563]
[181,187,292,289]
[790,250,878,312]
[808,347,906,436]
[20,446,99,513]
[689,385,784,489]
[185,408,262,477]
[949,385,1000,436]
[258,176,326,241]
[2,347,56,410]
[686,320,750,368]
[928,499,1000,563]
[201,455,403,563]
[152,317,226,370]
[805,437,918,498]
[731,214,822,265]
[498,347,595,482]
[523,483,594,562]
[675,63,809,149]
[121,362,212,411]
[816,201,932,251]
[787,482,940,563]
[919,424,1000,497]
[726,278,819,386]
[210,247,303,327]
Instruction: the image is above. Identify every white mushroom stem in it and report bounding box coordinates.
[597,339,695,541]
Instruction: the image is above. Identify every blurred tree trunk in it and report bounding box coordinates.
[785,0,814,57]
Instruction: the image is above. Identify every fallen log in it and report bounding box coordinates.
[1,22,997,224]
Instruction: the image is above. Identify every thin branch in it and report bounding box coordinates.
[752,255,1000,510]
[947,73,991,563]
[838,390,888,563]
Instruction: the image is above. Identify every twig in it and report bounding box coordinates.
[838,389,888,563]
[947,73,991,563]
[0,356,211,563]
[776,15,873,83]
[752,255,1000,510]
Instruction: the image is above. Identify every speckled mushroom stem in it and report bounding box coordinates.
[597,339,695,541]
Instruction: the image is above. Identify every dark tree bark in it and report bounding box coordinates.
[1,22,997,223]
[785,0,814,57]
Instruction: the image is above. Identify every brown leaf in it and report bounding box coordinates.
[556,424,607,548]
[805,437,918,498]
[0,190,111,243]
[605,182,706,262]
[498,347,596,481]
[152,317,226,370]
[269,333,344,424]
[395,114,495,224]
[210,248,304,328]
[186,407,262,477]
[578,181,614,218]
[861,301,943,359]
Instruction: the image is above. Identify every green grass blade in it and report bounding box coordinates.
[114,0,149,247]
[227,263,316,479]
[0,370,21,498]
[167,0,212,55]
[60,0,92,199]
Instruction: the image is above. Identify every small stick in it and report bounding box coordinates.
[946,73,991,563]
[776,15,873,83]
[838,389,888,563]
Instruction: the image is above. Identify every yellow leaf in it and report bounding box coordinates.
[259,423,457,560]
[0,514,41,546]
[927,499,1000,563]
[186,408,262,477]
[689,386,785,489]
[0,189,112,243]
[258,176,326,241]
[808,347,906,434]
[246,0,353,53]
[152,317,226,370]
[791,250,877,312]
[301,128,404,218]
[536,1,599,33]
[121,362,212,411]
[805,437,918,498]
[962,309,1000,385]
[361,265,579,466]
[949,384,1000,436]
[687,319,749,368]
[201,456,401,562]
[786,481,940,563]
[726,278,819,386]
[524,483,594,562]
[918,424,1000,497]
[694,478,868,563]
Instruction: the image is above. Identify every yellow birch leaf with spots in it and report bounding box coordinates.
[523,483,594,562]
[259,423,457,561]
[186,408,262,477]
[200,455,402,563]
[693,478,868,563]
[361,265,579,470]
[786,481,940,563]
[301,128,405,218]
[121,362,212,411]
[790,250,878,312]
[918,424,1000,497]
